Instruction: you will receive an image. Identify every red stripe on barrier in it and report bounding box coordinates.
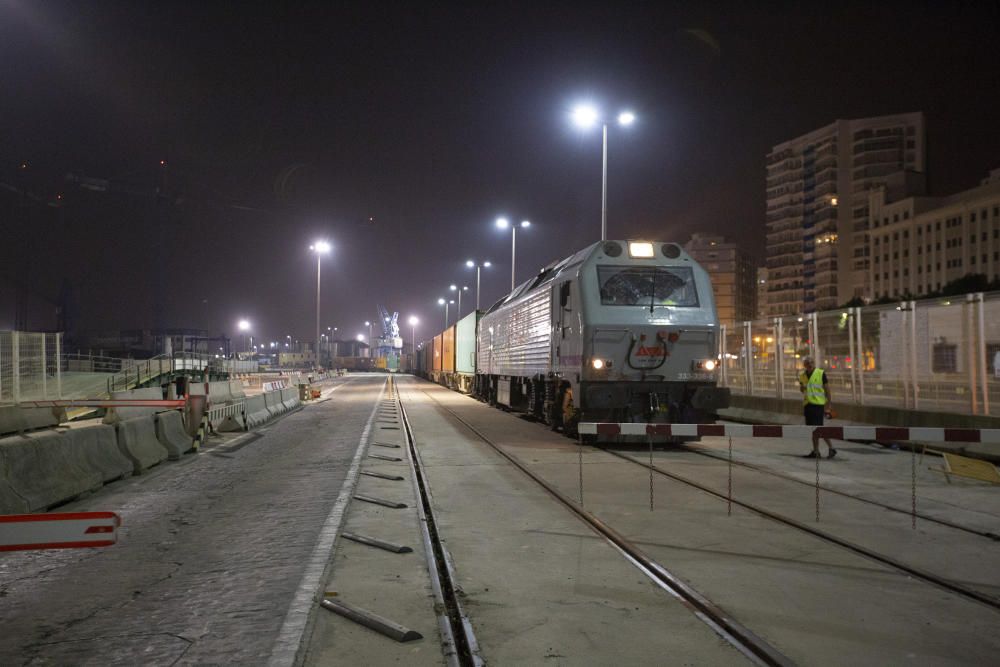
[84,525,114,534]
[874,427,910,441]
[697,424,726,437]
[0,541,117,552]
[646,424,673,436]
[753,425,784,438]
[813,427,843,440]
[944,428,981,443]
[596,423,621,435]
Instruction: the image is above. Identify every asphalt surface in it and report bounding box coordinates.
[0,375,385,666]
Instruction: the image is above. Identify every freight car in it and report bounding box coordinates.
[417,240,730,432]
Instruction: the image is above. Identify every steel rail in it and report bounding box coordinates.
[393,378,483,667]
[413,385,793,667]
[604,448,1000,612]
[679,443,1000,541]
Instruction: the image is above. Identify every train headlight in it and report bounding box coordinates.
[628,241,655,258]
[591,358,611,370]
[693,359,717,372]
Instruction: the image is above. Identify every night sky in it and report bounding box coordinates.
[3,1,999,345]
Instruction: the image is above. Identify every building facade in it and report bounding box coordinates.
[868,168,1000,299]
[765,112,926,316]
[683,234,756,328]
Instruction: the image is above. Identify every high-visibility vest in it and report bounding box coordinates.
[800,369,827,406]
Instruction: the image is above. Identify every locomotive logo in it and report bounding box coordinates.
[635,345,667,357]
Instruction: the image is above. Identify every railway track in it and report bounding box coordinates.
[406,383,794,667]
[678,441,1000,541]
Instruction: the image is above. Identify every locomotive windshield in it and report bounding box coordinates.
[597,265,699,307]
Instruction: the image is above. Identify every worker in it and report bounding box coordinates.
[561,380,576,431]
[799,356,836,459]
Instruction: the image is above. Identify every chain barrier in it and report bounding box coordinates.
[911,445,917,530]
[578,437,584,507]
[727,436,733,516]
[648,434,654,512]
[815,454,821,523]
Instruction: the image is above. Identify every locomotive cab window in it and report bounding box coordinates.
[597,265,699,307]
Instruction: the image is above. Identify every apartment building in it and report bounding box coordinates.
[683,234,756,328]
[868,168,1000,299]
[765,113,926,316]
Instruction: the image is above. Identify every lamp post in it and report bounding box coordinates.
[238,319,251,356]
[465,260,492,310]
[496,217,531,291]
[450,284,469,319]
[408,316,418,357]
[309,241,331,369]
[364,321,373,358]
[437,298,454,329]
[570,104,636,241]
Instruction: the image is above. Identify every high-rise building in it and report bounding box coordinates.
[683,234,756,328]
[755,267,768,319]
[765,113,926,316]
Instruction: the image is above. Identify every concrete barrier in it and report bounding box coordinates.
[0,405,62,437]
[103,388,165,423]
[0,431,102,512]
[281,387,300,411]
[67,424,133,484]
[0,473,28,514]
[115,416,169,473]
[245,394,270,428]
[264,390,286,416]
[155,410,195,460]
[228,380,247,399]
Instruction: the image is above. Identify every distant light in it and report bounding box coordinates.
[438,298,446,305]
[357,334,364,341]
[628,241,655,258]
[483,261,492,267]
[571,104,600,129]
[311,240,332,254]
[365,320,371,326]
[617,111,636,126]
[466,260,475,267]
[520,220,530,228]
[159,159,166,166]
[408,316,419,325]
[238,319,251,331]
[450,284,457,291]
[830,196,839,207]
[496,217,509,229]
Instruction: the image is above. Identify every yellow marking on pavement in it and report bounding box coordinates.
[928,450,1000,484]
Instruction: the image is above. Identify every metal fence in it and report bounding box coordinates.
[0,332,63,404]
[719,291,1000,416]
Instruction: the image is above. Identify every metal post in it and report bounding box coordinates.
[476,266,481,310]
[316,254,322,370]
[847,310,857,404]
[510,227,517,291]
[811,311,821,366]
[967,294,979,415]
[909,300,919,411]
[776,317,785,399]
[601,122,608,242]
[719,324,728,387]
[12,331,20,404]
[855,307,866,405]
[977,293,990,415]
[901,304,911,409]
[744,321,754,395]
[41,333,47,398]
[457,289,463,320]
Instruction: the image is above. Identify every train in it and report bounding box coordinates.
[415,240,730,434]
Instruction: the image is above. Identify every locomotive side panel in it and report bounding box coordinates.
[479,288,552,379]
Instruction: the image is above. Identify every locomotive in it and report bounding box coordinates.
[417,240,730,430]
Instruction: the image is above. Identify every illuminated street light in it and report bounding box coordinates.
[466,259,492,310]
[238,319,251,354]
[450,284,469,319]
[570,102,638,241]
[438,297,455,329]
[309,241,331,369]
[408,315,419,356]
[496,217,531,290]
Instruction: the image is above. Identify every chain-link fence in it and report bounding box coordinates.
[720,290,1000,416]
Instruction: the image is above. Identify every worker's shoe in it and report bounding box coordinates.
[802,451,821,458]
[827,449,838,459]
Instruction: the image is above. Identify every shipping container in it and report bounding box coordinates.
[455,311,478,374]
[442,326,455,373]
[432,334,443,372]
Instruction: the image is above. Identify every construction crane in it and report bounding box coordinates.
[376,305,404,370]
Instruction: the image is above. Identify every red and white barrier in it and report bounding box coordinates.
[262,379,289,392]
[0,512,122,552]
[578,423,1000,443]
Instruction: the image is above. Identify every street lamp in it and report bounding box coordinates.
[450,284,469,319]
[408,316,419,356]
[466,259,492,310]
[364,320,373,357]
[496,217,531,291]
[570,103,637,241]
[438,297,454,329]
[309,240,331,369]
[238,319,251,355]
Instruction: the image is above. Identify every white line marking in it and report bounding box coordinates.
[267,377,385,667]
